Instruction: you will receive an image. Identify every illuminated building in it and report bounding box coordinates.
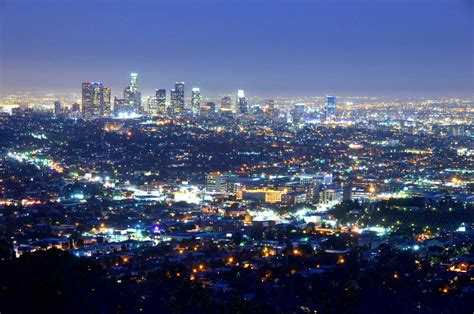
[82,82,110,119]
[171,82,185,115]
[124,73,142,114]
[200,102,216,117]
[324,95,336,120]
[71,103,79,112]
[237,188,287,203]
[156,89,166,114]
[206,172,228,192]
[173,183,203,204]
[103,87,111,116]
[282,191,307,205]
[113,97,129,114]
[319,187,343,205]
[265,99,276,119]
[146,96,158,115]
[237,90,248,114]
[53,100,61,116]
[191,87,201,116]
[221,95,232,110]
[130,73,138,92]
[292,103,305,123]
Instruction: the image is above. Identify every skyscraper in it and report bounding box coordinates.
[147,96,158,115]
[191,87,201,116]
[324,95,336,120]
[103,87,111,116]
[170,89,177,114]
[200,102,216,117]
[130,73,138,92]
[237,90,248,114]
[54,100,61,116]
[265,99,277,120]
[82,82,110,119]
[156,89,167,115]
[221,96,232,109]
[171,82,185,115]
[113,97,128,114]
[292,103,305,123]
[124,73,142,114]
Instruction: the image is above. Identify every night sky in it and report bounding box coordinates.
[0,0,472,97]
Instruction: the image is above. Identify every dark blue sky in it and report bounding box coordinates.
[0,0,472,97]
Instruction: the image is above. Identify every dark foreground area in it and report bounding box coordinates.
[1,240,473,314]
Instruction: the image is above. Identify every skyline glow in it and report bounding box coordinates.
[0,0,473,97]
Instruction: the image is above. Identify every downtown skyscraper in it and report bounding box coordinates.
[237,90,248,114]
[124,73,142,114]
[82,82,111,119]
[156,89,167,114]
[324,95,336,120]
[221,96,232,110]
[170,82,185,115]
[191,87,201,116]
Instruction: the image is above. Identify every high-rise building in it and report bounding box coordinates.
[124,73,142,114]
[170,89,177,114]
[176,82,185,113]
[146,96,158,115]
[113,97,128,114]
[292,103,305,123]
[265,99,277,120]
[200,102,216,117]
[324,95,336,120]
[82,82,110,119]
[266,99,275,111]
[237,90,248,114]
[156,89,167,115]
[103,87,111,116]
[221,96,232,109]
[54,101,61,116]
[130,73,138,92]
[170,82,185,115]
[82,82,94,118]
[70,103,81,119]
[191,88,201,115]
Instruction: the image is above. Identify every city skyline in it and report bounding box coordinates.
[1,0,473,97]
[0,1,473,312]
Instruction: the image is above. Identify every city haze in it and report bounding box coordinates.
[0,0,473,97]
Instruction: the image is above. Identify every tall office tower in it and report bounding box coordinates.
[124,73,142,114]
[324,95,336,120]
[266,99,276,118]
[171,82,185,115]
[130,73,138,92]
[103,87,111,116]
[82,82,93,118]
[200,102,216,117]
[191,87,201,115]
[266,99,275,111]
[175,82,185,113]
[82,82,109,119]
[54,100,61,116]
[170,89,177,114]
[292,103,305,123]
[69,103,81,119]
[221,96,232,109]
[71,103,80,112]
[156,89,167,114]
[237,90,248,114]
[147,96,158,115]
[113,97,128,114]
